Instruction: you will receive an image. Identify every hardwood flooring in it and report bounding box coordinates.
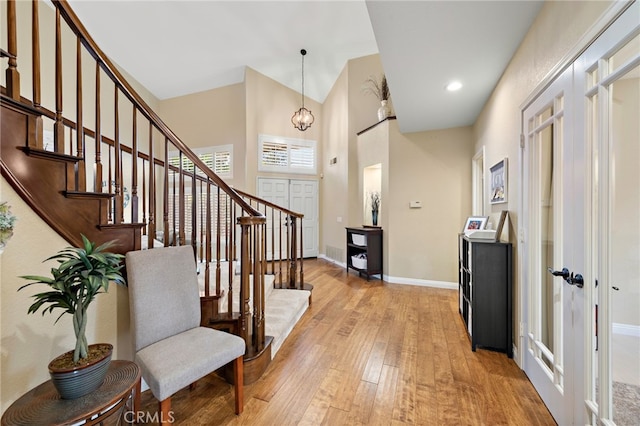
[133,259,556,425]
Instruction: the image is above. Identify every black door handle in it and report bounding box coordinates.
[548,267,570,280]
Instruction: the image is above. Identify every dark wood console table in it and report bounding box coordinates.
[1,360,141,426]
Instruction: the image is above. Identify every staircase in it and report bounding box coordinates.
[1,0,310,384]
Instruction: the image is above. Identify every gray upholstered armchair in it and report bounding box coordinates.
[126,245,245,424]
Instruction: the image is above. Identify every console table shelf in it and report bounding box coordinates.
[458,234,513,357]
[346,227,382,280]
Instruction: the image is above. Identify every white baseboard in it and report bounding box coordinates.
[613,323,640,337]
[317,255,457,290]
[317,254,346,268]
[383,275,458,290]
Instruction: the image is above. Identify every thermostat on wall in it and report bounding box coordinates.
[409,201,422,208]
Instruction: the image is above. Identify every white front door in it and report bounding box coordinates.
[522,63,585,425]
[257,178,319,259]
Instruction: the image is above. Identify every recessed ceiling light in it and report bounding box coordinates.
[446,81,463,92]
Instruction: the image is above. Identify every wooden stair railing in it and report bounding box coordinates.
[0,0,307,382]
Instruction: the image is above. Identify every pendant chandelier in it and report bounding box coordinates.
[291,49,315,131]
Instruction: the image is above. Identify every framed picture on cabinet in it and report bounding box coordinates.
[490,158,508,204]
[463,216,488,232]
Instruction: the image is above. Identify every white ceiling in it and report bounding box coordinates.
[67,0,543,133]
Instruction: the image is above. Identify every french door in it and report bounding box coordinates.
[522,63,584,426]
[522,2,639,424]
[257,178,319,258]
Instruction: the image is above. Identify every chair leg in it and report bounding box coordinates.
[159,397,172,425]
[234,355,244,415]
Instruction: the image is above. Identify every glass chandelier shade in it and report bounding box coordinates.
[292,49,314,131]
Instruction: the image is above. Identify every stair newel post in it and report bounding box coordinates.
[107,143,113,222]
[113,88,122,224]
[94,63,102,193]
[288,215,298,288]
[54,8,64,154]
[238,216,252,347]
[253,218,265,352]
[147,122,155,247]
[75,37,85,191]
[31,0,43,149]
[5,0,20,101]
[130,105,138,222]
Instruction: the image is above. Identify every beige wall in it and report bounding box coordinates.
[158,83,247,189]
[472,0,613,352]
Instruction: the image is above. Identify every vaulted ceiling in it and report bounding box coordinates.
[68,0,543,133]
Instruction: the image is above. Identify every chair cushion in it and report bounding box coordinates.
[136,327,245,402]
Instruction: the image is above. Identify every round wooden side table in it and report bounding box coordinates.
[1,360,141,426]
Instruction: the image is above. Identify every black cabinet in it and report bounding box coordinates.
[346,227,382,280]
[459,234,513,357]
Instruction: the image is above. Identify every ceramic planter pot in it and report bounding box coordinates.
[48,343,113,399]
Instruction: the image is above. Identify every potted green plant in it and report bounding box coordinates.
[0,201,17,250]
[19,234,125,399]
[363,74,391,121]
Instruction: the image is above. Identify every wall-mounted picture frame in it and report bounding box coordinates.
[490,158,508,204]
[463,216,489,232]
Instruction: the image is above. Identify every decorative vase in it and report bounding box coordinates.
[377,100,391,121]
[372,210,379,226]
[48,343,113,399]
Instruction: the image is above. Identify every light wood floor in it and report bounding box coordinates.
[134,258,556,425]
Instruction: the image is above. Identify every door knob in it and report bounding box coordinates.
[571,273,584,288]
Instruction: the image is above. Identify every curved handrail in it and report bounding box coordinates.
[53,0,263,220]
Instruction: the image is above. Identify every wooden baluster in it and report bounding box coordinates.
[228,199,235,315]
[191,169,197,255]
[172,160,177,246]
[278,210,283,286]
[142,160,146,235]
[54,8,64,153]
[299,217,304,289]
[215,186,221,296]
[263,204,268,285]
[289,215,297,288]
[5,0,20,100]
[31,0,43,148]
[163,138,170,246]
[286,214,290,286]
[270,207,275,275]
[131,106,138,222]
[107,144,113,222]
[178,153,185,245]
[94,63,102,192]
[198,181,205,261]
[205,182,211,297]
[147,123,156,247]
[113,88,122,224]
[75,37,86,191]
